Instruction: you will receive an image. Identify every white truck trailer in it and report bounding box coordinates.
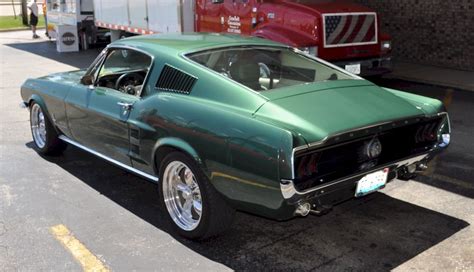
[93,0,195,42]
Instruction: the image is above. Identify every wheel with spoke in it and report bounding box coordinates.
[162,161,203,231]
[158,152,235,240]
[29,102,66,155]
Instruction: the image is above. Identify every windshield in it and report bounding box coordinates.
[186,46,354,91]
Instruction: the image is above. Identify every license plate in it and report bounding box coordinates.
[345,63,361,74]
[355,168,389,197]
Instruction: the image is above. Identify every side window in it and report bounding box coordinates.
[96,48,152,96]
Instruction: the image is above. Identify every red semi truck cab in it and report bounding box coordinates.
[196,0,392,76]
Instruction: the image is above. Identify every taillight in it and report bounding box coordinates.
[415,122,439,143]
[296,153,320,178]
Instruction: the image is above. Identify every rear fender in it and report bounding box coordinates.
[152,137,206,176]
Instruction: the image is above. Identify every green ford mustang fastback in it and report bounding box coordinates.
[21,33,451,239]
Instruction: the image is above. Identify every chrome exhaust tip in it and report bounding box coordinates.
[294,202,311,217]
[407,163,417,174]
[417,163,428,171]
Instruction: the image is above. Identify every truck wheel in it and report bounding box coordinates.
[158,152,235,240]
[30,102,66,155]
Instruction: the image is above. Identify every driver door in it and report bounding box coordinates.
[65,47,152,165]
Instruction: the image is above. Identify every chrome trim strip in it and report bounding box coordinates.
[290,149,296,179]
[58,135,159,182]
[437,112,451,133]
[281,153,429,199]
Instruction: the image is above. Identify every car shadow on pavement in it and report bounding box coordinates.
[34,143,469,271]
[6,41,102,70]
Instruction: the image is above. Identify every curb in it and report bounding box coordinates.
[0,26,45,32]
[384,74,474,92]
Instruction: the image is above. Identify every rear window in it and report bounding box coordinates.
[186,46,354,91]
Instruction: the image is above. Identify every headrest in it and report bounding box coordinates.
[229,59,260,88]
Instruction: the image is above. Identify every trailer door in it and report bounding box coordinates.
[147,0,179,33]
[182,0,195,32]
[128,0,148,29]
[95,0,129,27]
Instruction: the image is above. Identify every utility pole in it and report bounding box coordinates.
[21,0,28,26]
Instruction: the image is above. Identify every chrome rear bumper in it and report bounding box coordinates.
[280,153,429,200]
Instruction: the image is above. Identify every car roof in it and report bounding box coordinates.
[110,33,286,56]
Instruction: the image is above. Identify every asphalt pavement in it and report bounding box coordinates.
[1,30,473,271]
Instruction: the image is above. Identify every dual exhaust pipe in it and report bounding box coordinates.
[295,162,430,217]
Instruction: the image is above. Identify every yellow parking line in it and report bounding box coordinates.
[50,224,109,272]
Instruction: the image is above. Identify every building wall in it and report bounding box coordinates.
[354,0,474,71]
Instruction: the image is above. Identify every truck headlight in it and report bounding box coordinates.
[299,46,318,57]
[381,41,391,51]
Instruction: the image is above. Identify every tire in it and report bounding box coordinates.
[29,102,66,155]
[158,152,235,240]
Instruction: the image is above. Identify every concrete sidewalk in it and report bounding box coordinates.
[386,61,474,92]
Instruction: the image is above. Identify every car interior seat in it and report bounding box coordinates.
[229,59,263,91]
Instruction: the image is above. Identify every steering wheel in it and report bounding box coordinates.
[115,72,145,95]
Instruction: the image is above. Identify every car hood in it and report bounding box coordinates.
[38,70,86,85]
[254,80,426,145]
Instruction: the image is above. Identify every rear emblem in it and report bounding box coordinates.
[366,137,382,159]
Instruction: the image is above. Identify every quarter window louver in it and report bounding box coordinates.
[156,65,197,94]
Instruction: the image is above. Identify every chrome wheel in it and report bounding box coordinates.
[162,161,202,231]
[31,104,47,149]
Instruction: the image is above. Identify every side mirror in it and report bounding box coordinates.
[81,75,94,86]
[211,0,224,4]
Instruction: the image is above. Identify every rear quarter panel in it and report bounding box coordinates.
[133,51,299,218]
[130,91,295,219]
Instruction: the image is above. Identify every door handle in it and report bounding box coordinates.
[117,102,133,110]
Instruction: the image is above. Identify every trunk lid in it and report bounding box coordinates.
[254,80,425,144]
